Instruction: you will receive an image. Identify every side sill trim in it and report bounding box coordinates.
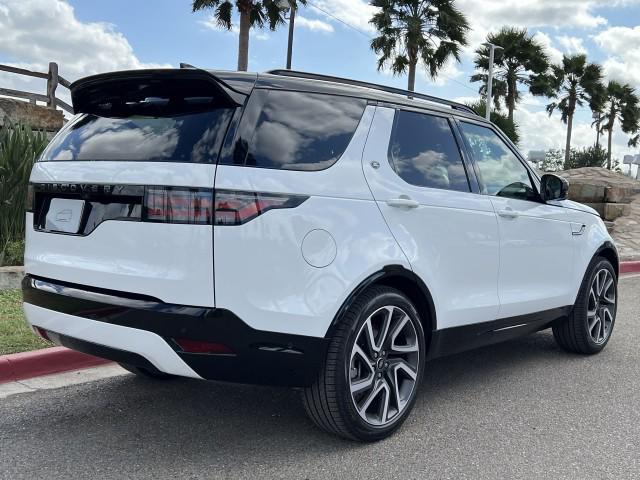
[427,306,572,360]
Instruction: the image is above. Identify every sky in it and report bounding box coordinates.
[1,0,639,168]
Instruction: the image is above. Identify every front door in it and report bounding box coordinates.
[456,120,575,319]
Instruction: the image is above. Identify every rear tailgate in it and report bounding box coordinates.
[25,69,249,307]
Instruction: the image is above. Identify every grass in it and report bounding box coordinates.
[0,289,51,355]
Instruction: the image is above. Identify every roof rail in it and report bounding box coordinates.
[265,69,477,116]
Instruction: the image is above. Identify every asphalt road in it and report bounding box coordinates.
[2,276,639,480]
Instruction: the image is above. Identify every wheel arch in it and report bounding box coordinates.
[325,265,437,343]
[594,241,619,277]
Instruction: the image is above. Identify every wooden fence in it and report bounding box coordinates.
[0,62,73,114]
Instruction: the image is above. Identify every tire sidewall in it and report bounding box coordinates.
[334,288,426,441]
[580,259,617,352]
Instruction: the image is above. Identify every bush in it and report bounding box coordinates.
[541,146,614,172]
[0,122,48,266]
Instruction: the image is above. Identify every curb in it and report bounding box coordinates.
[620,261,640,275]
[2,259,640,384]
[0,346,110,384]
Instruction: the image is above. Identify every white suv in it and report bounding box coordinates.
[22,68,618,441]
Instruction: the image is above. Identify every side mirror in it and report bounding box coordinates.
[540,174,569,202]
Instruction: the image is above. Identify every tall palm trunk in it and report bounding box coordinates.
[237,4,251,71]
[605,107,616,170]
[407,61,416,92]
[564,112,574,170]
[506,74,516,123]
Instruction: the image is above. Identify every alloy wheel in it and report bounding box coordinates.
[348,306,420,427]
[587,268,616,345]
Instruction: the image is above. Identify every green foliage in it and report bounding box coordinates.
[2,240,24,267]
[471,27,549,120]
[370,0,469,90]
[0,289,51,355]
[530,54,604,169]
[192,0,301,31]
[466,100,519,144]
[540,146,609,172]
[532,54,604,123]
[0,123,47,266]
[600,81,640,169]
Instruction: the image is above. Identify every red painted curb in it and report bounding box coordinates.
[621,261,640,275]
[0,346,110,384]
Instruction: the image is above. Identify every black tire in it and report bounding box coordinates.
[553,256,617,354]
[118,363,175,380]
[302,286,426,442]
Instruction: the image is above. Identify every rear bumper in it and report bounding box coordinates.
[22,276,328,387]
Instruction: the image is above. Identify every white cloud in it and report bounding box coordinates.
[199,16,271,41]
[311,0,377,34]
[296,15,334,33]
[0,0,167,109]
[514,106,637,161]
[556,35,588,55]
[533,32,564,64]
[594,26,640,86]
[0,0,165,78]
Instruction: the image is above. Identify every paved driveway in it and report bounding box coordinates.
[1,276,639,479]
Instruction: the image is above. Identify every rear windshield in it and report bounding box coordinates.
[41,108,234,163]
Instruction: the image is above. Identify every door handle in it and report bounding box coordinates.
[387,197,419,209]
[497,208,519,219]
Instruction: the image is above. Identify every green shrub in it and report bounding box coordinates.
[0,122,48,266]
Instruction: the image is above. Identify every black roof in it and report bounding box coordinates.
[208,68,482,121]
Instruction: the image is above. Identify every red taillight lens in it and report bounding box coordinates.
[144,187,213,224]
[214,190,308,226]
[174,338,234,355]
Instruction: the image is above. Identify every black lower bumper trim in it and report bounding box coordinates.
[22,275,328,387]
[51,332,162,374]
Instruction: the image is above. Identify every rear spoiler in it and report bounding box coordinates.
[70,68,247,115]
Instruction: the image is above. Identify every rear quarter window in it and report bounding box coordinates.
[226,90,366,171]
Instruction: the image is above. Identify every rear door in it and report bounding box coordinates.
[456,120,575,318]
[25,70,243,307]
[362,106,500,330]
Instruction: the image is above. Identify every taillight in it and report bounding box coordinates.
[144,187,213,224]
[214,190,308,226]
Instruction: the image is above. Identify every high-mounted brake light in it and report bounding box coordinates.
[214,190,308,226]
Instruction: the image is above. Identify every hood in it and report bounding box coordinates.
[558,200,600,217]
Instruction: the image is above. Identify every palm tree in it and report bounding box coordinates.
[192,0,305,71]
[531,54,604,169]
[370,0,469,92]
[471,27,549,123]
[600,81,640,169]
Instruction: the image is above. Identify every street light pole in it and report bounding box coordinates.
[483,43,503,122]
[286,3,296,69]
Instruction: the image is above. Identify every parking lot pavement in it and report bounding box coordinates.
[1,276,639,480]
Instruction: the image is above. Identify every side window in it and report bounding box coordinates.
[458,122,537,202]
[228,90,366,171]
[388,110,470,192]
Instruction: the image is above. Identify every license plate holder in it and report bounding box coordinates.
[45,198,85,234]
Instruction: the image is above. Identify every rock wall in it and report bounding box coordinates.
[0,98,64,132]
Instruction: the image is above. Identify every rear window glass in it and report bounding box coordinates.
[388,110,470,192]
[228,90,366,171]
[41,108,234,163]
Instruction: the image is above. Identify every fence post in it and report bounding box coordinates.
[46,62,58,109]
